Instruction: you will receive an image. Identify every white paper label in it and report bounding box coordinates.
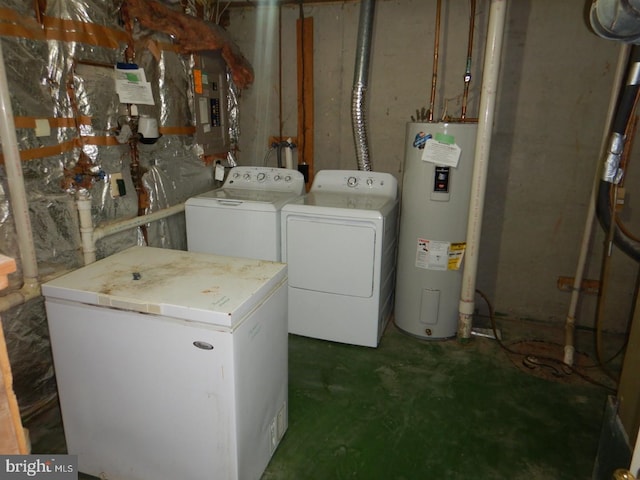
[421,139,461,168]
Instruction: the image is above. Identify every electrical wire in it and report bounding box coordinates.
[475,288,617,393]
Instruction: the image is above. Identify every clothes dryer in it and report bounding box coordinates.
[186,166,305,261]
[280,170,399,347]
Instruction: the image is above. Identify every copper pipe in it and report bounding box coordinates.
[429,0,442,122]
[461,0,476,120]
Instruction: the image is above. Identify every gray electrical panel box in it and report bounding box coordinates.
[193,51,229,155]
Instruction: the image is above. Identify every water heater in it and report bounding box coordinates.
[394,122,477,339]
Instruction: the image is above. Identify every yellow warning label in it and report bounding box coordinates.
[448,242,466,270]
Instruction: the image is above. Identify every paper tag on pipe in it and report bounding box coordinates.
[35,119,51,137]
[421,138,461,168]
[215,163,225,181]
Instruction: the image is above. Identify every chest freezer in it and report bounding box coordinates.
[42,246,288,480]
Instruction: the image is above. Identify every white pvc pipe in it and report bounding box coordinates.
[0,43,38,280]
[458,0,507,339]
[631,425,640,478]
[76,192,96,265]
[0,42,41,313]
[564,43,630,366]
[77,197,186,265]
[93,203,186,242]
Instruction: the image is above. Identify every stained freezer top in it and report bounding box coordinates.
[41,246,287,328]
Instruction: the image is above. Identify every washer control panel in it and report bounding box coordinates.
[310,170,398,200]
[223,166,305,193]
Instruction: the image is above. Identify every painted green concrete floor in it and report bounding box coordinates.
[27,320,615,480]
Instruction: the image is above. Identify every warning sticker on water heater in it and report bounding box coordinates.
[415,239,466,271]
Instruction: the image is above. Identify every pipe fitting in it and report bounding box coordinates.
[457,312,474,340]
[0,277,41,313]
[76,192,96,265]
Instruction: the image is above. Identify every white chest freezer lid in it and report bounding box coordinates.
[41,246,287,328]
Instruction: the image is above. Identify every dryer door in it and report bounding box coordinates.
[285,216,376,297]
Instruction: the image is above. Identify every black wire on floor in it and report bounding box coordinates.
[475,289,617,393]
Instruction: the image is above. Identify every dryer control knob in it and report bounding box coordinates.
[274,174,282,181]
[257,173,266,182]
[347,176,358,187]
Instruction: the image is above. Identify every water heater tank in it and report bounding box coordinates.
[394,122,477,339]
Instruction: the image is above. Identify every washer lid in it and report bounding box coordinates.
[186,187,301,211]
[42,246,287,328]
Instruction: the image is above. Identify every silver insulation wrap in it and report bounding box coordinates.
[0,0,241,416]
[602,131,626,184]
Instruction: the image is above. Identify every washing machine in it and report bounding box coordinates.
[185,166,305,261]
[280,170,399,347]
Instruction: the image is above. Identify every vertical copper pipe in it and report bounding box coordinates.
[461,0,476,120]
[429,0,442,122]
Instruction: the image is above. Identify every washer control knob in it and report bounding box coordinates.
[274,174,282,181]
[366,178,374,186]
[347,176,358,187]
[257,172,266,182]
[232,172,240,179]
[243,173,251,180]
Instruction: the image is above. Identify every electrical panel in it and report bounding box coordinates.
[193,51,229,155]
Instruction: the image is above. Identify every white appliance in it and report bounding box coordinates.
[42,246,288,480]
[185,166,305,261]
[280,170,399,348]
[395,122,477,339]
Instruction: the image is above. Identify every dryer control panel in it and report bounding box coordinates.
[309,170,398,200]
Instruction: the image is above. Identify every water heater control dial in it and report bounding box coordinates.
[347,176,358,187]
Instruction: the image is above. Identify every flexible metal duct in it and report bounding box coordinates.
[352,0,376,171]
[590,0,640,44]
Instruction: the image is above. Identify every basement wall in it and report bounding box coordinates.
[0,0,224,415]
[228,0,638,335]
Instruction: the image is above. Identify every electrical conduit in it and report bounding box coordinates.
[0,42,40,312]
[458,0,507,340]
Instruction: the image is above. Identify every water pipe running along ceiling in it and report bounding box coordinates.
[590,0,640,262]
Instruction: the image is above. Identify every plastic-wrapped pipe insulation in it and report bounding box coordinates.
[596,45,640,262]
[351,0,375,172]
